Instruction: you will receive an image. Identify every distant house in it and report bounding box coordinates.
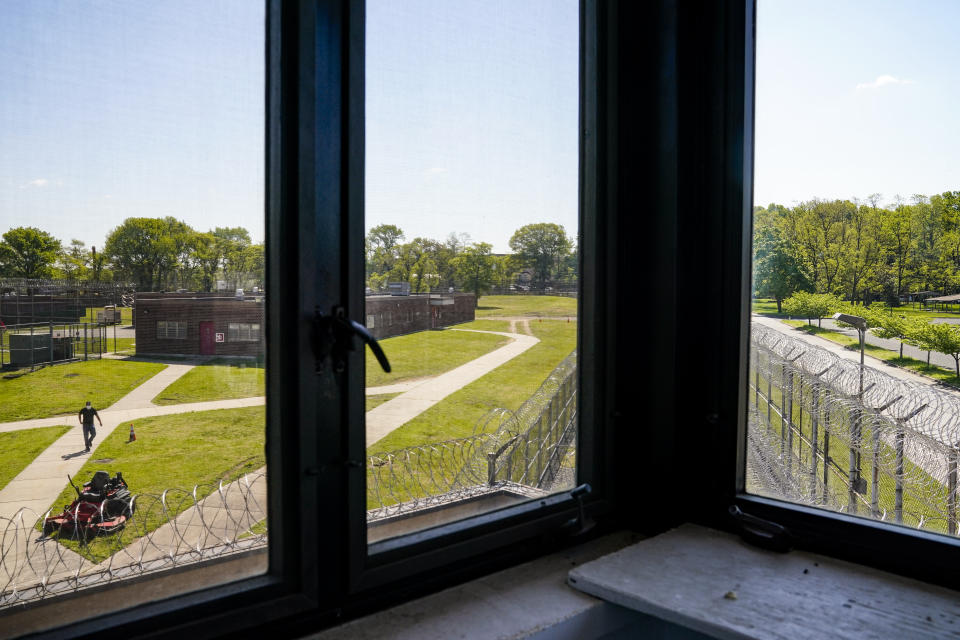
[364,293,475,340]
[134,293,265,358]
[134,291,475,357]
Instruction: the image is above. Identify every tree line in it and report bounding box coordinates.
[754,192,960,312]
[0,219,578,300]
[0,219,263,292]
[782,291,960,378]
[365,222,577,304]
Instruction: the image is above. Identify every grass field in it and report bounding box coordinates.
[753,297,960,320]
[44,406,265,562]
[153,359,265,405]
[366,329,508,388]
[369,319,577,454]
[0,425,72,491]
[476,295,577,318]
[453,319,512,332]
[367,393,400,411]
[780,320,960,389]
[0,360,166,422]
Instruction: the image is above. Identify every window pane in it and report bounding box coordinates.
[364,0,579,543]
[0,1,267,625]
[748,1,960,538]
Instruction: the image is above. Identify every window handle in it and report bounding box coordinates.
[312,306,391,374]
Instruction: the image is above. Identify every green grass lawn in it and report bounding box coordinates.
[0,360,166,422]
[366,393,400,411]
[453,319,512,332]
[44,406,265,562]
[752,298,785,316]
[0,425,72,491]
[366,329,509,388]
[780,320,960,390]
[152,359,264,405]
[106,337,136,354]
[369,319,577,454]
[476,295,577,318]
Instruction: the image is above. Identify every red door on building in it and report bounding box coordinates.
[199,321,215,355]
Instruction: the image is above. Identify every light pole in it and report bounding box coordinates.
[833,312,869,508]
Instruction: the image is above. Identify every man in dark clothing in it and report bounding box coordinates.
[78,401,102,452]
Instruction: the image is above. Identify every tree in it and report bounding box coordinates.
[926,322,960,378]
[453,243,495,305]
[189,232,223,292]
[907,318,937,368]
[870,313,911,359]
[58,239,91,281]
[0,227,62,278]
[508,223,573,290]
[782,292,840,327]
[752,205,808,312]
[105,218,183,290]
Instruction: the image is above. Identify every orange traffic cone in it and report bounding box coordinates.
[128,424,136,442]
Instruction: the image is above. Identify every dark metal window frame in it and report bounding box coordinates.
[685,0,960,592]
[25,1,617,637]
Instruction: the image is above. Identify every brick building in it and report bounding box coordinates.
[364,293,475,340]
[134,293,265,358]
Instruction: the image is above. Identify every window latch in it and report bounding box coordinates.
[312,305,391,374]
[562,483,596,537]
[728,505,792,553]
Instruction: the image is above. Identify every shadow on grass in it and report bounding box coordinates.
[476,306,502,312]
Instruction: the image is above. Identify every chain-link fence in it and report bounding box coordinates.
[0,322,115,370]
[748,326,960,535]
[366,352,578,521]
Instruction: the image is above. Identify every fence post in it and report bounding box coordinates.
[754,346,760,409]
[949,448,958,536]
[822,424,830,505]
[30,325,34,371]
[871,420,881,518]
[535,415,544,485]
[49,319,53,363]
[766,353,773,426]
[84,323,88,361]
[810,381,820,498]
[894,424,905,524]
[487,451,497,486]
[786,369,794,477]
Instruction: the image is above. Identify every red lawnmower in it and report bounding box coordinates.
[43,471,134,540]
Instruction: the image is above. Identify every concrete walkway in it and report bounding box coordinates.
[365,329,540,447]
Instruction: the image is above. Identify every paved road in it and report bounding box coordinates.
[814,317,960,373]
[751,315,948,388]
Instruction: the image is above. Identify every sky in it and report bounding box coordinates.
[4,1,956,255]
[0,0,578,255]
[755,0,960,209]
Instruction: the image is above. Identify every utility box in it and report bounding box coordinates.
[388,282,411,296]
[9,334,74,366]
[97,306,121,325]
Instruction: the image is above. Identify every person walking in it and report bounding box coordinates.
[78,400,102,452]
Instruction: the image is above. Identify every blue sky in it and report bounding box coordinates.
[0,0,265,250]
[3,1,956,255]
[755,0,960,209]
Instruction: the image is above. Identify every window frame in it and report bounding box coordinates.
[29,0,960,636]
[686,0,960,592]
[156,320,186,339]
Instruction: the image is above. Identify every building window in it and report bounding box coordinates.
[228,322,261,341]
[367,314,376,329]
[156,320,186,339]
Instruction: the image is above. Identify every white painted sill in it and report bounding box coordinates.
[568,523,960,640]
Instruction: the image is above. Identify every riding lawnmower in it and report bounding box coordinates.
[42,471,135,540]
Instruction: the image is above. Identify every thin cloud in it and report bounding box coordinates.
[423,167,447,176]
[856,74,914,90]
[20,178,49,189]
